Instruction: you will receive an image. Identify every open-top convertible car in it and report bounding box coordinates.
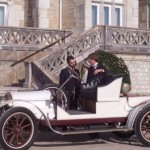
[0,73,150,150]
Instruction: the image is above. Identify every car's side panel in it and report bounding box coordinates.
[13,100,55,119]
[97,77,122,102]
[57,98,130,120]
[0,100,55,120]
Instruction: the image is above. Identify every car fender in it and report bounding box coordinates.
[126,101,150,129]
[0,100,49,119]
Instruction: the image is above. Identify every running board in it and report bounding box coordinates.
[60,127,131,135]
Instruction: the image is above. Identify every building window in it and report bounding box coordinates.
[104,5,111,25]
[92,3,99,26]
[91,3,123,27]
[115,6,122,26]
[0,4,7,26]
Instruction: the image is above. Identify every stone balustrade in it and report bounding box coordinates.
[105,26,150,52]
[39,25,150,78]
[0,26,72,51]
[39,26,104,76]
[1,25,150,92]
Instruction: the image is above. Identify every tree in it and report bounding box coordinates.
[96,50,131,84]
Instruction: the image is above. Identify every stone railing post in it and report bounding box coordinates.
[103,26,107,50]
[24,62,32,88]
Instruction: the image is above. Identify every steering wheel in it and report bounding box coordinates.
[40,84,68,110]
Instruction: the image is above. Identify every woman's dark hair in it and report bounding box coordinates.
[66,55,75,63]
[88,53,99,62]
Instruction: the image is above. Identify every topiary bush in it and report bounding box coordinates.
[95,50,131,84]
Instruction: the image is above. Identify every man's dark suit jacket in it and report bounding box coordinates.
[87,64,106,83]
[59,67,80,92]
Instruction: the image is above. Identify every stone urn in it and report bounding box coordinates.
[121,83,131,94]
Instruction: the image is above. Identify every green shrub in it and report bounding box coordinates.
[96,50,131,84]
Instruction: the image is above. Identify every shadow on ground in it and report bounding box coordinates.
[33,131,148,148]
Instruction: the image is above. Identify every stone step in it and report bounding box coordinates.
[0,86,35,97]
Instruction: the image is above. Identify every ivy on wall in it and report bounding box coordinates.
[96,50,131,84]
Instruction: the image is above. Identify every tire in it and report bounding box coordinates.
[113,131,134,138]
[0,107,38,150]
[134,104,150,146]
[40,84,68,110]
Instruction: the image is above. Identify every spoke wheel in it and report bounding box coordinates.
[40,84,68,110]
[134,105,150,146]
[0,107,37,150]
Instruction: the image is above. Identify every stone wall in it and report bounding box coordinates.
[10,0,25,27]
[0,0,140,31]
[24,0,35,27]
[49,0,59,29]
[139,0,150,29]
[35,0,51,28]
[62,0,76,30]
[1,0,53,28]
[117,54,150,94]
[62,0,88,35]
[0,50,48,86]
[126,0,139,28]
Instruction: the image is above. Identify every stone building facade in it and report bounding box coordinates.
[139,0,150,29]
[117,54,150,94]
[0,0,149,32]
[0,0,144,32]
[62,0,139,35]
[0,0,150,94]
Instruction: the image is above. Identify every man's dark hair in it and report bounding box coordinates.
[66,55,75,63]
[88,52,99,62]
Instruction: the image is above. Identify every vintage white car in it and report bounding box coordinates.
[0,73,150,150]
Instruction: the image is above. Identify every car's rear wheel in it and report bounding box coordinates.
[0,107,38,150]
[134,105,150,146]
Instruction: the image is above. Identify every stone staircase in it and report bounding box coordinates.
[31,25,104,88]
[0,27,73,95]
[3,25,150,90]
[31,24,150,88]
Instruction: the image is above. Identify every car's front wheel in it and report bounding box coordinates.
[0,107,38,150]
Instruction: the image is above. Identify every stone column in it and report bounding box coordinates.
[139,0,149,29]
[126,0,139,28]
[24,62,32,88]
[7,0,14,26]
[35,0,51,28]
[84,0,92,30]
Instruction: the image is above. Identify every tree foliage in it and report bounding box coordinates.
[96,50,131,84]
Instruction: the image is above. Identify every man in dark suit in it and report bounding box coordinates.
[87,52,106,82]
[59,56,80,110]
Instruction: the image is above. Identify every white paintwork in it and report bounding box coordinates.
[13,100,55,119]
[10,90,51,101]
[97,77,122,101]
[7,90,55,119]
[127,96,150,107]
[56,77,150,120]
[3,77,150,122]
[56,95,150,120]
[57,98,128,120]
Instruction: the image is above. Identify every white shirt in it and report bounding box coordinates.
[81,70,88,83]
[93,62,98,69]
